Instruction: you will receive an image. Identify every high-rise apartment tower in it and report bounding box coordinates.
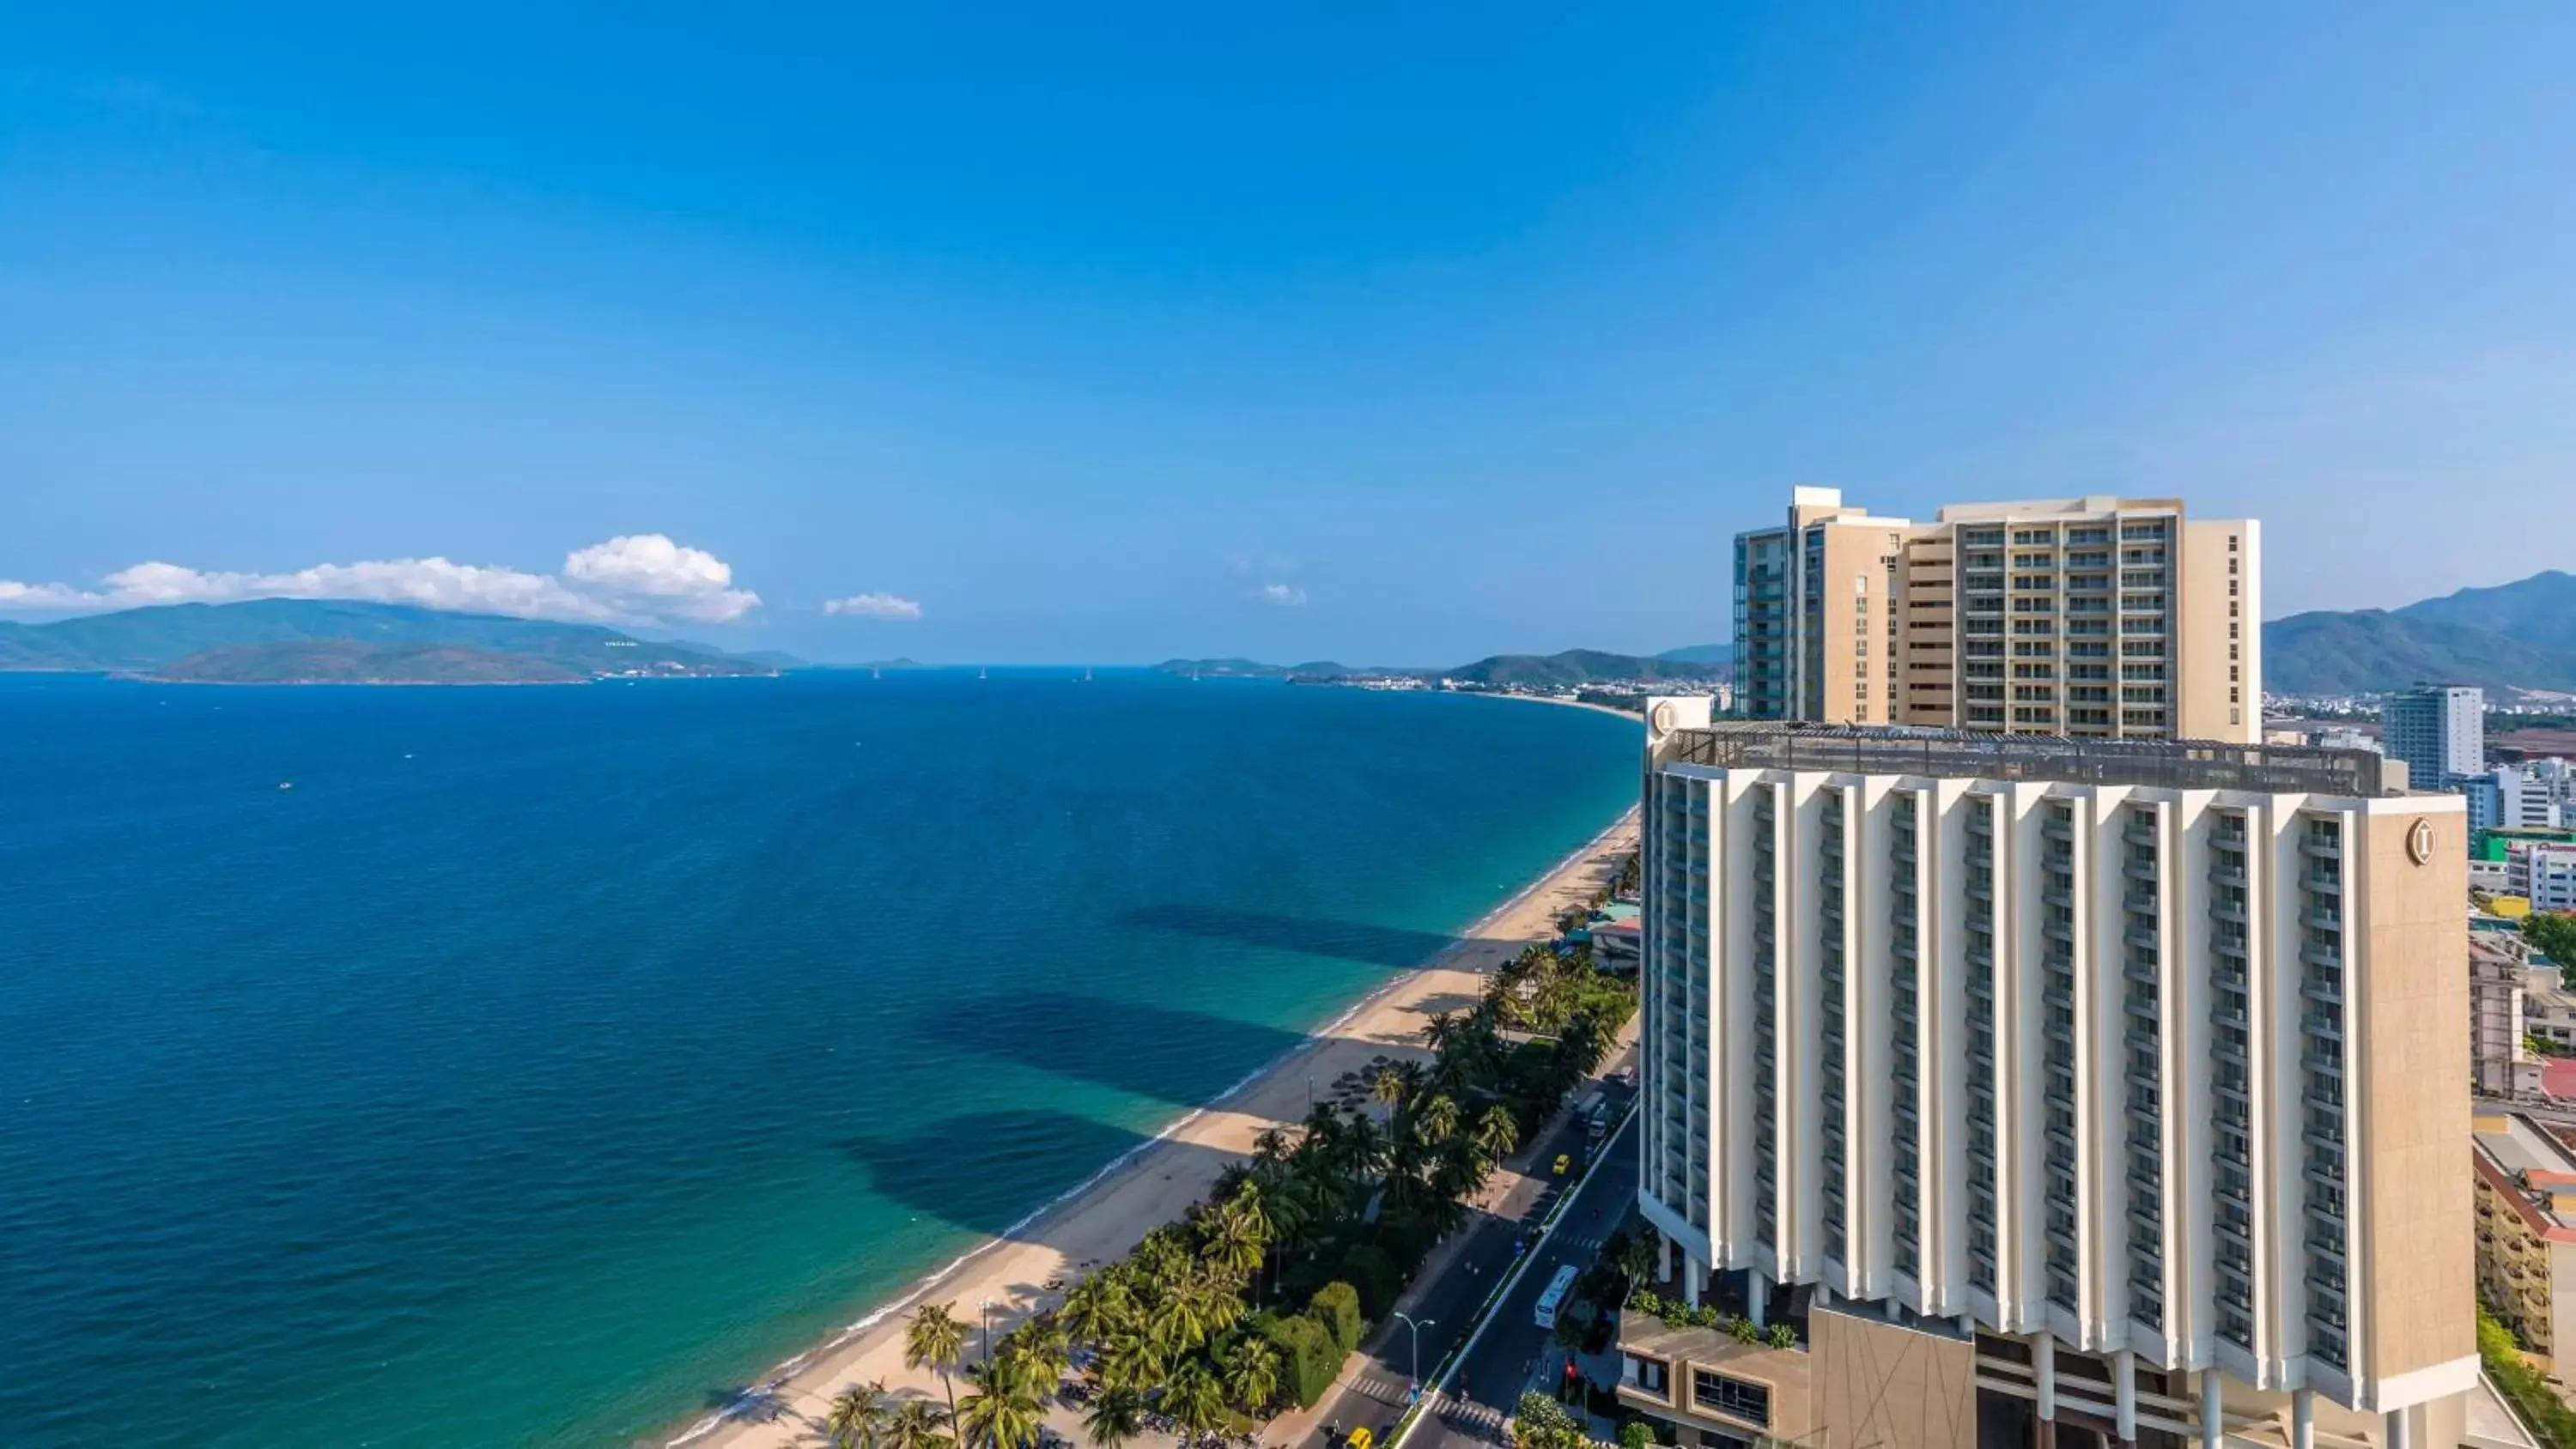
[1621,700,2471,1449]
[1732,488,2261,743]
[2381,686,2485,792]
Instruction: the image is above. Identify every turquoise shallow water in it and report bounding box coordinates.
[0,670,1638,1448]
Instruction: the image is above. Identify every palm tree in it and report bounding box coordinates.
[1474,1105,1520,1165]
[1200,1184,1268,1282]
[1223,1337,1283,1416]
[1336,1113,1388,1183]
[825,1382,889,1449]
[905,1302,969,1427]
[1081,1385,1147,1449]
[1421,1010,1460,1054]
[1015,1310,1076,1397]
[1370,1062,1410,1113]
[1415,1093,1461,1145]
[1060,1270,1133,1348]
[957,1351,1047,1449]
[1163,1359,1227,1436]
[882,1397,953,1449]
[1145,1279,1210,1357]
[1093,1331,1163,1396]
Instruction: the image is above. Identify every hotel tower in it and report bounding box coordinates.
[1731,489,2260,743]
[1619,700,2476,1449]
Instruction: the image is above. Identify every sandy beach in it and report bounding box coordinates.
[672,808,1643,1449]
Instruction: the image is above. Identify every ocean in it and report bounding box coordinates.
[0,670,1639,1447]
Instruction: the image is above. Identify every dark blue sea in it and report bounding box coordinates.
[0,670,1637,1447]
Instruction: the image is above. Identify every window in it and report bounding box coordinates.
[1692,1370,1772,1427]
[1625,1354,1669,1396]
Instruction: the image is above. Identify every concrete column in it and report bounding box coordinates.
[2034,1333,2057,1421]
[1746,1270,1766,1329]
[1684,1254,1702,1310]
[1959,1312,1976,1337]
[2200,1370,2222,1449]
[2292,1390,2313,1449]
[1660,1232,1674,1282]
[2114,1349,2137,1444]
[2386,1406,2413,1449]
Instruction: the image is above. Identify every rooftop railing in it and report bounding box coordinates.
[1660,722,2407,797]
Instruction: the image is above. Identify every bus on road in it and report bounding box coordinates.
[1534,1264,1579,1330]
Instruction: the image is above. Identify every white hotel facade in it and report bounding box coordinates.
[1622,700,2476,1449]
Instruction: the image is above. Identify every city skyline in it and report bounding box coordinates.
[8,8,2576,663]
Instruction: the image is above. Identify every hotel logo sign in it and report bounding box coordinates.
[2407,818,2434,866]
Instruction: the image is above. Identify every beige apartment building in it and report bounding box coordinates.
[2470,1110,2576,1369]
[1732,488,2260,743]
[1624,701,2474,1449]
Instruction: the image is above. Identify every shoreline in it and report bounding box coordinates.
[665,804,1643,1449]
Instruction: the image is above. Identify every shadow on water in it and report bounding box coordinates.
[912,991,1318,1109]
[1120,904,1467,969]
[839,1108,1243,1239]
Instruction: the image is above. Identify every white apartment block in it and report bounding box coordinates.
[1732,489,2260,744]
[1630,700,2473,1449]
[2381,688,2485,794]
[2464,761,2576,834]
[2524,846,2576,914]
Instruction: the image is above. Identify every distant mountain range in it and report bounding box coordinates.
[1654,643,1732,666]
[0,600,778,684]
[2264,571,2576,694]
[1151,648,1728,688]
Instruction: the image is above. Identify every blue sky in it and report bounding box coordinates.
[4,5,2573,664]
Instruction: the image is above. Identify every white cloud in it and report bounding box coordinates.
[822,592,924,620]
[1254,583,1308,608]
[560,535,760,622]
[0,534,762,626]
[0,579,104,610]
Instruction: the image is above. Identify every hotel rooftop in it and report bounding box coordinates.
[1657,720,2412,797]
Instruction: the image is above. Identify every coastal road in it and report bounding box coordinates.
[1285,1052,1637,1449]
[1410,1114,1639,1449]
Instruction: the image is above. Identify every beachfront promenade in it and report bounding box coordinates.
[677,812,1643,1449]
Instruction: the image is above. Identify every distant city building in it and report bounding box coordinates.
[2527,845,2576,913]
[1626,702,2470,1449]
[2464,759,2576,834]
[2470,933,2543,1097]
[2265,724,2385,757]
[2519,962,2576,1055]
[2381,685,2485,793]
[1732,488,2258,742]
[2470,1111,2576,1362]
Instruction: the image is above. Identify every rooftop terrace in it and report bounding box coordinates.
[1660,722,2409,797]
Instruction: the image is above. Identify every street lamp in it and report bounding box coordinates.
[1390,1312,1436,1400]
[981,1298,993,1366]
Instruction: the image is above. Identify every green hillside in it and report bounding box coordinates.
[154,641,593,685]
[0,599,776,681]
[2394,571,2576,654]
[1438,649,1727,687]
[2262,609,2576,694]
